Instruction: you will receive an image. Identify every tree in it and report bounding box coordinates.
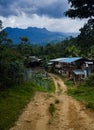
[0,48,24,88]
[76,18,94,57]
[0,20,3,30]
[78,19,94,44]
[89,45,94,59]
[65,0,94,19]
[20,37,29,44]
[44,43,59,59]
[65,1,94,58]
[65,44,80,57]
[17,37,33,57]
[0,20,24,89]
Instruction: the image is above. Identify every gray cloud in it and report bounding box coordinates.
[37,1,67,18]
[0,0,16,16]
[0,0,69,18]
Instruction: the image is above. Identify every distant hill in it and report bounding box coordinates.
[4,27,78,45]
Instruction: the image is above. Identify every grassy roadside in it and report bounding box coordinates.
[0,80,55,130]
[67,86,94,109]
[64,77,94,110]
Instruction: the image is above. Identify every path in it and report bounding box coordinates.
[10,73,94,130]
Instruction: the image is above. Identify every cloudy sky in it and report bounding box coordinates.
[0,0,87,33]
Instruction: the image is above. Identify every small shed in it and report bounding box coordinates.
[27,56,42,68]
[73,69,85,86]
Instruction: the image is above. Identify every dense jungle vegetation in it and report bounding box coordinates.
[0,16,94,89]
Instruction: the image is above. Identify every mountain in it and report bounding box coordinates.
[4,27,78,45]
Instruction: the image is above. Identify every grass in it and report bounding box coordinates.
[67,86,94,109]
[0,80,55,130]
[54,73,74,88]
[64,79,74,88]
[66,75,94,110]
[55,99,60,104]
[49,103,56,116]
[47,79,55,93]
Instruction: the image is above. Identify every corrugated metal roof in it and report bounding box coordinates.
[49,57,83,63]
[59,57,82,63]
[73,69,84,75]
[47,62,53,65]
[50,58,65,62]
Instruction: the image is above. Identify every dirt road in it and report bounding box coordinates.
[10,73,94,130]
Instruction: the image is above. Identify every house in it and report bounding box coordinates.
[48,57,94,85]
[49,57,84,75]
[58,57,85,77]
[26,56,43,68]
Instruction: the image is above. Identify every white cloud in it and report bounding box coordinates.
[48,18,87,33]
[0,0,87,33]
[0,13,87,33]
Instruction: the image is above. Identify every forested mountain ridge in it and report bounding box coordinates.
[4,27,78,45]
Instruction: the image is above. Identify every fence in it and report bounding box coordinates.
[24,68,51,90]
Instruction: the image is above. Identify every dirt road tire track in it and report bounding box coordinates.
[10,73,94,130]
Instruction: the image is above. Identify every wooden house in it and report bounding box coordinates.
[48,57,94,85]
